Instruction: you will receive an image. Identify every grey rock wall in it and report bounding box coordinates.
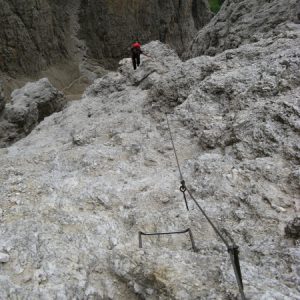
[0,0,211,76]
[186,0,299,58]
[0,0,81,76]
[79,0,211,68]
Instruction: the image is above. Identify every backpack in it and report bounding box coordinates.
[131,42,141,55]
[132,42,141,49]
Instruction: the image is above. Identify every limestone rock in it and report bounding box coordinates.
[0,252,9,263]
[0,78,66,147]
[186,0,298,58]
[111,247,225,300]
[147,24,300,164]
[0,0,212,104]
[5,78,65,124]
[0,4,299,299]
[0,0,211,78]
[79,0,212,68]
[85,41,181,97]
[0,0,82,76]
[0,37,299,299]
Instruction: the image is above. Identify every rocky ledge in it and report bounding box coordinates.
[0,29,299,299]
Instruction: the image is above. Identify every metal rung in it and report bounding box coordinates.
[138,228,197,252]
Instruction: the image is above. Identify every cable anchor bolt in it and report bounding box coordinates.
[179,180,187,192]
[179,180,189,211]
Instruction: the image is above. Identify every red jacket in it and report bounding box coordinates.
[131,42,142,55]
[132,42,141,49]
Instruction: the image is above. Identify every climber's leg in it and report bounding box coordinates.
[137,53,140,67]
[132,55,137,70]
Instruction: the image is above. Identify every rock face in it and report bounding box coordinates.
[0,0,211,78]
[186,0,299,57]
[0,78,66,147]
[0,26,299,299]
[0,0,83,76]
[79,0,212,68]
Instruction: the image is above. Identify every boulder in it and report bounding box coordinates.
[0,78,65,146]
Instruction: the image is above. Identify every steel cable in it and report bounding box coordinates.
[165,113,246,300]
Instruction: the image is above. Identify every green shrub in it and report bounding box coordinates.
[209,0,222,14]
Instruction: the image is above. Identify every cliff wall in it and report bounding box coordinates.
[186,0,299,57]
[0,0,81,76]
[0,0,211,76]
[79,0,211,68]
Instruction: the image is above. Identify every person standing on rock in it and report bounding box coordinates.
[131,40,143,70]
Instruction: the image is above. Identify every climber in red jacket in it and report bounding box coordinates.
[131,40,143,70]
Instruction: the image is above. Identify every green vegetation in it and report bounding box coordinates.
[208,0,223,14]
